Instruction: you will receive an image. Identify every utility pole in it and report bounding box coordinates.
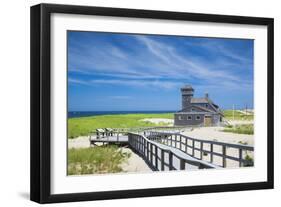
[232,104,235,121]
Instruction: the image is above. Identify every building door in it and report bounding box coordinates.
[204,116,212,126]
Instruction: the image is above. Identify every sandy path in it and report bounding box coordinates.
[120,147,152,173]
[182,126,254,145]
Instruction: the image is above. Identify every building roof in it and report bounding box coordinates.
[181,85,194,91]
[174,111,215,115]
[179,105,216,113]
[191,98,209,104]
[179,98,223,116]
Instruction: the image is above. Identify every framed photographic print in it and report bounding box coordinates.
[30,3,274,203]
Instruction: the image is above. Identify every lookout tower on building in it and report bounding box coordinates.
[181,85,194,109]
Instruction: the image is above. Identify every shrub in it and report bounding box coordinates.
[243,154,254,167]
[223,124,253,135]
[68,146,131,175]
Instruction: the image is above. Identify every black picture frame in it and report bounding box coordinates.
[30,3,274,204]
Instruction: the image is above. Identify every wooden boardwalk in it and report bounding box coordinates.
[128,133,218,171]
[90,135,128,145]
[144,130,254,168]
[88,128,254,171]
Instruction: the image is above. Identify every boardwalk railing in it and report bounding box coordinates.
[128,133,219,171]
[144,131,254,168]
[91,126,188,143]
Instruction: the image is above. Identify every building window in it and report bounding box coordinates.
[196,116,201,120]
[205,104,208,108]
[178,116,182,120]
[187,116,192,120]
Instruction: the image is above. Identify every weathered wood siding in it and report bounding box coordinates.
[174,113,205,126]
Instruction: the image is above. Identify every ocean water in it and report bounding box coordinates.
[68,111,175,118]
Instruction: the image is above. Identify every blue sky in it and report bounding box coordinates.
[68,31,254,111]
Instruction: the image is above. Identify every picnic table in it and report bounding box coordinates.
[105,128,113,136]
[96,128,105,139]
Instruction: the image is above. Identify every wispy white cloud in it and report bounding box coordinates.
[68,33,253,91]
[90,79,182,90]
[183,39,253,68]
[69,76,251,92]
[68,78,90,85]
[134,36,245,83]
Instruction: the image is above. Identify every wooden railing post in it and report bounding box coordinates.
[128,134,130,146]
[169,151,173,170]
[155,147,158,170]
[135,135,137,149]
[146,140,149,159]
[161,150,165,171]
[185,137,188,153]
[174,134,178,148]
[180,159,185,170]
[222,145,226,167]
[192,140,195,156]
[239,148,243,167]
[210,143,214,163]
[200,141,203,160]
[132,135,135,148]
[175,135,179,149]
[142,137,145,155]
[180,135,182,149]
[150,144,153,164]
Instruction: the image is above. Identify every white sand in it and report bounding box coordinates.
[140,118,174,125]
[120,147,152,173]
[68,136,92,149]
[183,126,254,145]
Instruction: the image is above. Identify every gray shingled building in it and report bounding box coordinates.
[174,85,223,126]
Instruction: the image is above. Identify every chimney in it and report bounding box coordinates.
[205,93,209,99]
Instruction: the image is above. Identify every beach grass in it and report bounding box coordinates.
[68,113,173,138]
[223,110,253,121]
[68,145,131,175]
[223,124,254,135]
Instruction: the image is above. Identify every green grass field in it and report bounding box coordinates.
[68,110,253,138]
[222,110,254,121]
[68,113,173,138]
[68,145,131,175]
[223,124,254,135]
